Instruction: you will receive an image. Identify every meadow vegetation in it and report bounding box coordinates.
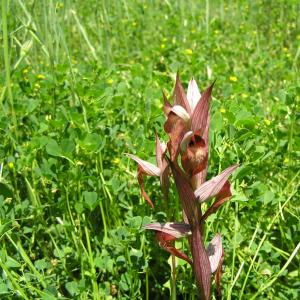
[0,0,299,299]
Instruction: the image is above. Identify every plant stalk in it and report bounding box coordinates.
[171,254,177,300]
[2,0,17,134]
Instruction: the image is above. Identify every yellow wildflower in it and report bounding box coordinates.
[264,119,271,126]
[160,44,166,49]
[113,158,120,165]
[8,162,14,169]
[229,76,237,82]
[185,49,193,55]
[37,74,45,80]
[107,79,113,85]
[220,107,226,113]
[23,69,29,75]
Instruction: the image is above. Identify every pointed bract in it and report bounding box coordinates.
[144,222,192,239]
[173,73,191,114]
[126,154,161,176]
[155,133,170,199]
[155,133,167,169]
[201,180,233,221]
[190,226,212,299]
[191,81,215,134]
[164,113,187,161]
[207,234,223,273]
[167,158,197,225]
[162,91,172,116]
[187,78,201,113]
[194,164,239,202]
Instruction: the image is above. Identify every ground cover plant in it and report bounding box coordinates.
[0,0,299,299]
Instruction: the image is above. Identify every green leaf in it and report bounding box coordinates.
[46,139,62,156]
[79,133,102,152]
[6,256,21,268]
[65,281,78,296]
[75,202,84,214]
[0,282,8,294]
[0,183,13,198]
[83,191,98,211]
[34,258,49,270]
[263,191,274,204]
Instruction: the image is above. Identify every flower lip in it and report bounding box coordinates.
[180,131,194,153]
[171,105,190,123]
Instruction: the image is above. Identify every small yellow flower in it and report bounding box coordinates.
[51,258,58,267]
[242,93,248,98]
[107,79,113,85]
[34,83,41,89]
[229,76,237,82]
[37,74,45,80]
[113,158,120,165]
[160,44,166,49]
[264,119,271,126]
[185,49,193,55]
[283,47,288,52]
[23,69,29,74]
[8,162,14,169]
[220,107,226,113]
[284,157,289,164]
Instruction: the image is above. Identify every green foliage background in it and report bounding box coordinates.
[0,0,299,299]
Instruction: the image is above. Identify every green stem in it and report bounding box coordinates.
[2,0,17,135]
[171,254,177,300]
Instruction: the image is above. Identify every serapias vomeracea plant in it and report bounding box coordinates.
[127,74,239,299]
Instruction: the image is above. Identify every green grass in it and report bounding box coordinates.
[0,0,299,299]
